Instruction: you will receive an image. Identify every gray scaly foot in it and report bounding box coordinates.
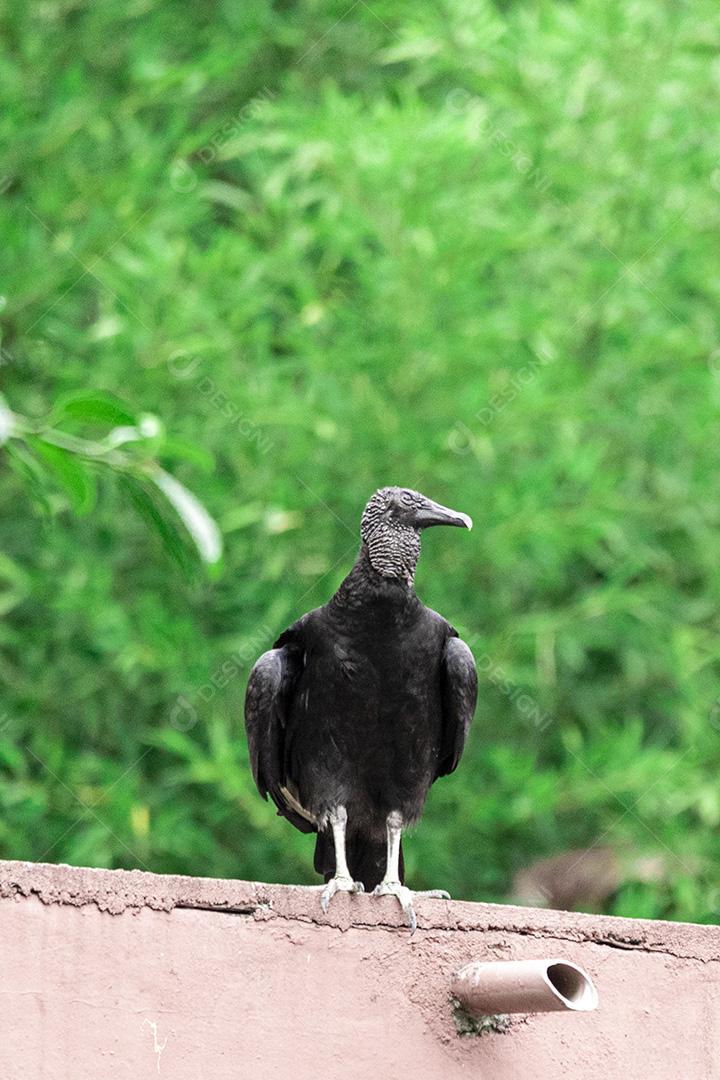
[320,875,364,913]
[373,881,451,933]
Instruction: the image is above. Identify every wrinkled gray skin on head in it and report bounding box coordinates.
[361,487,423,584]
[360,486,472,585]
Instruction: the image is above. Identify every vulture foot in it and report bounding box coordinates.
[320,875,364,913]
[373,882,451,932]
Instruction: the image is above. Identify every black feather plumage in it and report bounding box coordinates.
[244,487,477,891]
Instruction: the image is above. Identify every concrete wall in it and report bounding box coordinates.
[2,859,719,1079]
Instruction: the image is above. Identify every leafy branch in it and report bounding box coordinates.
[0,390,222,567]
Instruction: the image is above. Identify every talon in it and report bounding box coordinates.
[373,881,418,933]
[416,888,451,900]
[400,894,417,934]
[320,875,364,913]
[373,881,450,932]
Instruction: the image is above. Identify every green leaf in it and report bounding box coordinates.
[0,553,30,617]
[159,436,215,473]
[30,438,97,515]
[0,738,25,773]
[0,553,31,591]
[51,392,136,429]
[145,727,202,760]
[0,393,15,445]
[3,442,53,515]
[120,475,194,572]
[150,468,222,564]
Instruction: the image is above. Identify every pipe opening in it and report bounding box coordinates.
[451,957,599,1017]
[546,962,597,1010]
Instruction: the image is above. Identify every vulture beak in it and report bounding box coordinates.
[413,498,473,531]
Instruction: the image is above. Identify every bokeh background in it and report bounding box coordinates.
[1,0,719,922]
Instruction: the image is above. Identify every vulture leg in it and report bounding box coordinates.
[319,806,365,913]
[373,812,451,933]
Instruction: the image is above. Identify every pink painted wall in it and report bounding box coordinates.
[1,859,719,1079]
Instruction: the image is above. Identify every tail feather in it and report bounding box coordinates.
[313,829,335,880]
[314,829,404,892]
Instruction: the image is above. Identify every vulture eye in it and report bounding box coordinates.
[400,491,414,506]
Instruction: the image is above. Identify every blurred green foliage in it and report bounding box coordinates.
[1,0,719,922]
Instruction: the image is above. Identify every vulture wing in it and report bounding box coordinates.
[435,634,477,779]
[244,640,315,834]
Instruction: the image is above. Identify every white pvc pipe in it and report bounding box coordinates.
[451,958,599,1016]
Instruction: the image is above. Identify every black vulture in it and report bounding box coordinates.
[244,486,477,929]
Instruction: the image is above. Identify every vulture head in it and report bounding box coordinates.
[360,487,472,584]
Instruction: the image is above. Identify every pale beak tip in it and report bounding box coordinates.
[460,513,473,531]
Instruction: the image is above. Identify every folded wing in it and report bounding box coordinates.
[435,635,477,779]
[244,643,315,833]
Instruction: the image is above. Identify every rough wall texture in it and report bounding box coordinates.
[2,859,719,1079]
